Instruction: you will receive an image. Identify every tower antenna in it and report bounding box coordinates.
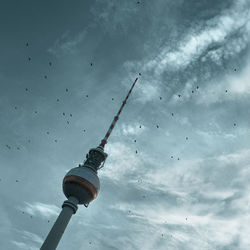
[99,77,138,148]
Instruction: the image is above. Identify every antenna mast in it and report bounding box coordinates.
[100,77,138,148]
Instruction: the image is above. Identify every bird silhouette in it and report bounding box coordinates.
[6,145,11,149]
[225,90,228,93]
[46,131,50,135]
[86,95,88,97]
[70,114,72,117]
[160,97,162,100]
[54,140,57,143]
[234,68,237,71]
[234,123,236,126]
[17,147,20,150]
[171,156,173,158]
[171,113,174,116]
[83,129,86,132]
[136,150,138,154]
[112,98,114,100]
[48,220,50,223]
[178,94,181,98]
[134,139,136,142]
[16,180,19,182]
[49,62,52,66]
[28,57,31,61]
[44,75,47,79]
[192,90,194,93]
[67,121,69,124]
[66,88,68,92]
[139,125,141,128]
[25,88,28,91]
[14,106,17,110]
[156,125,159,128]
[196,86,199,89]
[186,137,188,140]
[177,158,180,160]
[63,112,65,116]
[90,63,93,66]
[26,42,29,47]
[139,73,141,76]
[35,111,38,114]
[57,99,59,102]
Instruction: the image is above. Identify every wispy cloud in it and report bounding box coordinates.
[20,202,60,219]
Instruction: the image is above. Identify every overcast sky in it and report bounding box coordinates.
[0,0,250,249]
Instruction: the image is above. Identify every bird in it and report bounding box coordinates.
[48,220,50,223]
[54,140,57,143]
[86,95,88,97]
[192,90,194,93]
[139,73,141,76]
[234,68,237,71]
[171,156,173,158]
[17,147,20,150]
[186,217,187,220]
[83,129,86,132]
[16,180,19,182]
[161,234,164,237]
[44,75,47,79]
[46,131,50,135]
[25,88,28,91]
[30,215,33,218]
[63,112,65,116]
[156,125,159,128]
[70,114,72,117]
[136,150,138,154]
[225,90,228,93]
[6,145,11,149]
[196,86,199,89]
[128,210,131,213]
[112,98,114,100]
[28,57,31,61]
[22,212,24,214]
[35,111,38,114]
[177,158,180,160]
[26,42,29,47]
[49,62,52,66]
[66,88,68,92]
[14,106,17,110]
[186,137,188,140]
[178,94,181,98]
[67,121,69,124]
[134,139,136,142]
[234,123,236,126]
[89,242,92,245]
[159,97,162,100]
[90,63,93,66]
[139,125,141,128]
[171,113,174,116]
[137,1,140,3]
[57,99,59,102]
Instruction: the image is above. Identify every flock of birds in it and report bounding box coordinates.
[1,42,239,238]
[4,42,238,158]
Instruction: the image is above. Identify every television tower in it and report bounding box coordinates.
[40,77,139,250]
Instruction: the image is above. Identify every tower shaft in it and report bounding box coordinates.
[40,196,78,250]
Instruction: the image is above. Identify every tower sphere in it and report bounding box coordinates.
[63,166,100,206]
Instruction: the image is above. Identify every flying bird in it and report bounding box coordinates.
[159,97,162,100]
[86,95,88,97]
[90,63,93,66]
[225,90,228,93]
[156,125,159,128]
[139,73,141,76]
[171,113,174,116]
[171,156,173,158]
[14,106,17,110]
[57,99,59,102]
[46,131,50,135]
[234,123,236,126]
[49,62,52,66]
[83,129,86,132]
[186,137,188,140]
[63,112,65,116]
[25,88,28,91]
[134,139,136,142]
[192,90,194,93]
[136,150,138,154]
[178,94,181,98]
[196,86,199,89]
[139,125,141,128]
[26,42,29,47]
[67,121,69,124]
[28,57,31,61]
[66,88,68,92]
[112,98,114,100]
[44,75,47,79]
[54,140,57,143]
[70,114,72,117]
[6,145,11,149]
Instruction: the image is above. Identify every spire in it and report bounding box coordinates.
[99,77,139,148]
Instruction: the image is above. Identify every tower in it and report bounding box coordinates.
[40,77,139,249]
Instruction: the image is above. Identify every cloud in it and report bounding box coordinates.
[20,202,60,219]
[48,30,87,57]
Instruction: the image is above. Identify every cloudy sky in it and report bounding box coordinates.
[0,0,250,249]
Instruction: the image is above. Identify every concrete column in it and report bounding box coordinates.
[40,196,79,250]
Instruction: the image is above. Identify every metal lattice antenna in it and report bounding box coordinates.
[99,77,139,148]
